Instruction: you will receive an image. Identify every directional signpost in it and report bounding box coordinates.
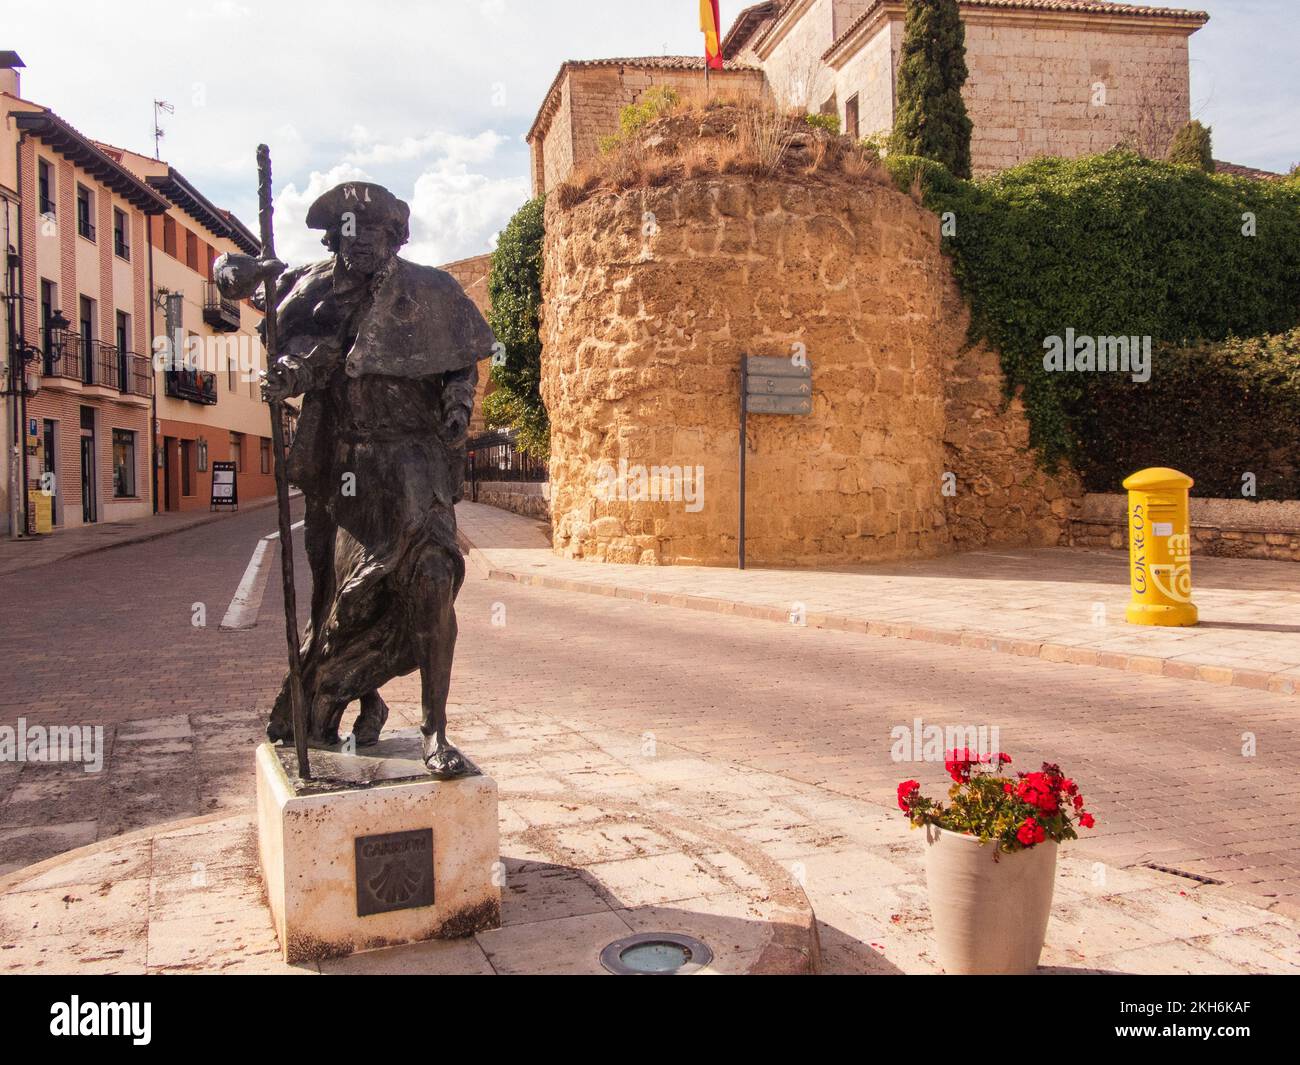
[739,354,813,569]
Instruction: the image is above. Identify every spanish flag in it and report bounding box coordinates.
[700,0,724,70]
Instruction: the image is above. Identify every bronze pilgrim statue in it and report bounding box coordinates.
[215,181,494,778]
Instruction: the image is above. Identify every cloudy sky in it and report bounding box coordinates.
[6,1,1295,267]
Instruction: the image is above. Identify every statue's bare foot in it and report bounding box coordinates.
[350,692,389,748]
[422,736,474,780]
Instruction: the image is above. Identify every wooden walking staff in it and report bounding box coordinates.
[257,143,311,780]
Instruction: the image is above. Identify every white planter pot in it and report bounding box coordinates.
[923,824,1058,975]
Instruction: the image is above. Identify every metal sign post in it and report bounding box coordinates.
[738,354,813,570]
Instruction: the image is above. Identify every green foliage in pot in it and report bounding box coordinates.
[898,751,1096,853]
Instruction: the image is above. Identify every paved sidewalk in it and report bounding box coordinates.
[2,706,1294,974]
[0,495,281,578]
[456,502,1300,698]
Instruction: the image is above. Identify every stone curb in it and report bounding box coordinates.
[458,535,1299,701]
[0,810,236,896]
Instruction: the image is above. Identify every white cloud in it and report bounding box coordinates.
[407,165,529,266]
[272,162,373,267]
[271,129,528,269]
[344,130,507,168]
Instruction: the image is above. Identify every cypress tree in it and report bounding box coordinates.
[1166,120,1215,172]
[890,0,973,179]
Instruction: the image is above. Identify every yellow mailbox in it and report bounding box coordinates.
[27,489,53,535]
[1123,467,1197,626]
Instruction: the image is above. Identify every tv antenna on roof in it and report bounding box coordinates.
[153,99,174,159]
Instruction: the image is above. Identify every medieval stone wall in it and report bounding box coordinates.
[540,172,1080,567]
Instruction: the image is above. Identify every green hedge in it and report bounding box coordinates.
[1076,329,1300,499]
[884,150,1300,489]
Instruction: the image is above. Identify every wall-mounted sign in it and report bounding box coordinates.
[739,355,814,568]
[210,460,238,511]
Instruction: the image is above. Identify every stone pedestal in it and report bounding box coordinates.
[255,731,500,963]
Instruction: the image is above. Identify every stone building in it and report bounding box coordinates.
[526,0,1209,191]
[541,165,1080,567]
[528,57,766,194]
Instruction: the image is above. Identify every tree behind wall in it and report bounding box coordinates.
[482,196,549,458]
[1166,120,1215,172]
[890,0,973,179]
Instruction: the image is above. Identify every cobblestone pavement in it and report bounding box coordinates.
[0,502,301,871]
[2,501,1299,945]
[3,712,1293,974]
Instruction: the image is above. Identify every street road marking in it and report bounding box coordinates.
[265,520,305,540]
[219,523,300,629]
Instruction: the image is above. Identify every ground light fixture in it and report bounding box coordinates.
[599,932,713,975]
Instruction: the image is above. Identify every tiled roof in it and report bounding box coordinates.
[749,0,799,52]
[9,108,170,214]
[147,168,261,255]
[526,56,761,143]
[558,55,759,72]
[825,1,1209,61]
[721,1,781,57]
[959,0,1208,14]
[1213,160,1287,181]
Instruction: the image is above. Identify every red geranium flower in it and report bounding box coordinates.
[897,780,920,812]
[944,747,985,783]
[1079,812,1096,829]
[1016,817,1045,846]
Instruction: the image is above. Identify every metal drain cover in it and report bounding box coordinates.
[600,932,713,975]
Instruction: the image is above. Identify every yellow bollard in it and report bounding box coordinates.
[1123,467,1197,626]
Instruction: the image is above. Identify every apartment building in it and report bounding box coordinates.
[1,51,274,537]
[2,55,164,534]
[106,145,275,513]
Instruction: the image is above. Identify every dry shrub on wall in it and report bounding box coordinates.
[737,104,796,175]
[552,99,889,209]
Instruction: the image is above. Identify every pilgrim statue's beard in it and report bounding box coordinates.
[338,236,392,277]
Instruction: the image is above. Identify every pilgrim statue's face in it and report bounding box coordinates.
[337,219,396,275]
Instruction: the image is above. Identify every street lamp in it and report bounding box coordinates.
[44,308,70,369]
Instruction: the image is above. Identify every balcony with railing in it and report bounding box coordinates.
[122,352,153,397]
[203,281,241,332]
[164,366,218,405]
[40,333,151,397]
[42,330,84,381]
